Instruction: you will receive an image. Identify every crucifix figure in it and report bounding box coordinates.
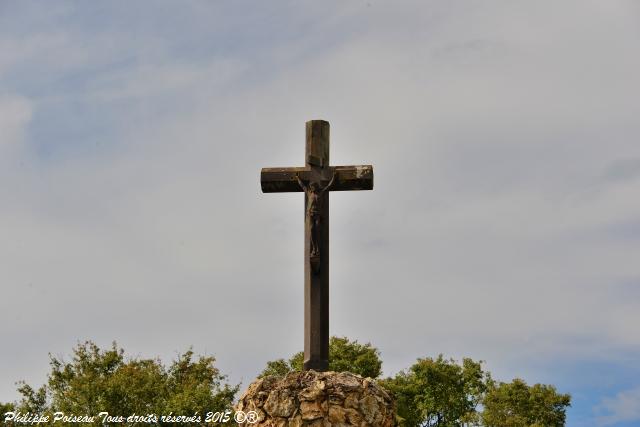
[295,171,335,263]
[261,120,374,371]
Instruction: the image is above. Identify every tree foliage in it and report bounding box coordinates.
[2,341,238,426]
[2,338,572,427]
[380,355,489,427]
[260,336,382,379]
[481,378,571,427]
[261,338,570,427]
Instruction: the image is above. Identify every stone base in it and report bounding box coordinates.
[235,370,395,426]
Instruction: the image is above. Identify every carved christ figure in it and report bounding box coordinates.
[296,172,336,258]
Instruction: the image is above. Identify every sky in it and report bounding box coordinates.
[1,1,639,425]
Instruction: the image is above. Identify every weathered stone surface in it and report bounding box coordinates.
[265,389,296,418]
[236,371,395,426]
[359,394,380,424]
[300,400,326,420]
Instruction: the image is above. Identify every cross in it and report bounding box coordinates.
[261,120,374,371]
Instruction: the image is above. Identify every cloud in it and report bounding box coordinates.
[1,1,640,417]
[596,386,640,426]
[0,95,33,144]
[0,95,34,155]
[603,158,640,183]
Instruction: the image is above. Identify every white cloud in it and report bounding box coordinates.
[597,386,640,426]
[0,95,33,144]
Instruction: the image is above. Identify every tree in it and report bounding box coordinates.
[260,336,382,379]
[2,341,238,426]
[1,402,16,424]
[2,338,572,427]
[380,355,489,427]
[481,378,571,427]
[259,339,571,427]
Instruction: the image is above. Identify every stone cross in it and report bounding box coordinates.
[261,120,374,371]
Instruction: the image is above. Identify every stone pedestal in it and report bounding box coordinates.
[235,370,395,426]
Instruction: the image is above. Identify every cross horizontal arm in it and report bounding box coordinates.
[261,165,373,193]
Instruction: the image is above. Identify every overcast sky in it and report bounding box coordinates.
[1,1,639,426]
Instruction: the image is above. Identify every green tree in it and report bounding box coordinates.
[1,401,16,427]
[481,378,571,427]
[260,336,382,379]
[380,355,489,427]
[2,341,238,426]
[2,338,573,427]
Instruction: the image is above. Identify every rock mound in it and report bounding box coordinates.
[236,370,395,426]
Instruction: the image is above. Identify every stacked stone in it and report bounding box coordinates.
[235,370,395,426]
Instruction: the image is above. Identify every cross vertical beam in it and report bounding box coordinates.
[304,120,330,371]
